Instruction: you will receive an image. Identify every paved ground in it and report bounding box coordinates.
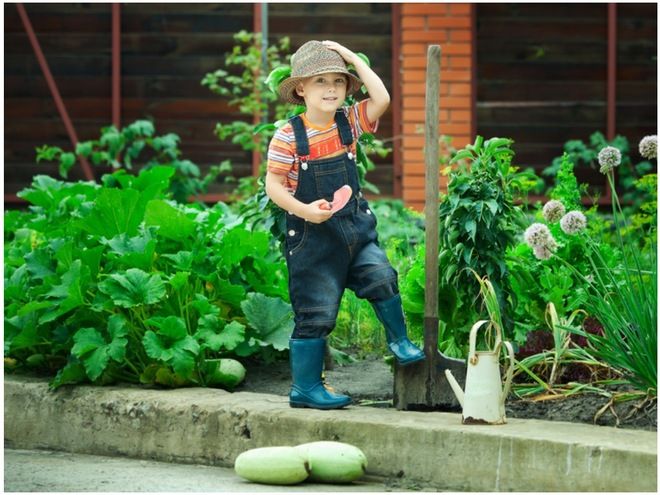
[4,449,428,492]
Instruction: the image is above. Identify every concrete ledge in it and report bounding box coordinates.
[4,375,657,492]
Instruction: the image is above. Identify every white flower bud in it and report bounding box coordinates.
[524,223,551,249]
[560,211,587,235]
[542,200,566,223]
[639,135,657,160]
[598,146,622,174]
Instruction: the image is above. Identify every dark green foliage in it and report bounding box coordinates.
[543,131,654,209]
[400,136,536,357]
[4,158,293,390]
[36,120,222,204]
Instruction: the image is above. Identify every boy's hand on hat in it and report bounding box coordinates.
[322,40,356,64]
[300,199,333,224]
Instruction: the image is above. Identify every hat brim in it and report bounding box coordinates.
[278,71,363,105]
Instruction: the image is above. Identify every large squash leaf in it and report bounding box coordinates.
[98,268,166,308]
[144,199,196,241]
[78,188,148,238]
[143,316,200,378]
[241,293,293,351]
[71,314,128,381]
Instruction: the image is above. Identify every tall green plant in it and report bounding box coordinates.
[439,137,532,348]
[202,30,292,160]
[400,136,536,358]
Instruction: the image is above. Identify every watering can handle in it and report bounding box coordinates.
[468,319,503,364]
[468,320,488,364]
[500,341,515,406]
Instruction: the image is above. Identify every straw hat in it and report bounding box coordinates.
[278,40,363,105]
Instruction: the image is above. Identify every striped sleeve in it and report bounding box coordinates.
[267,124,296,175]
[346,99,379,140]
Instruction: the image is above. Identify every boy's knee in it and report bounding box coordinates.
[355,264,399,301]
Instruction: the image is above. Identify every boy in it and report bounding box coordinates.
[265,40,424,410]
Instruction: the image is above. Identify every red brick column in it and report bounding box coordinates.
[399,3,474,211]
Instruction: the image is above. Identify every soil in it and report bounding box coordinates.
[239,355,657,432]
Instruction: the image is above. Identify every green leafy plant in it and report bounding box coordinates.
[432,137,533,356]
[471,271,505,348]
[202,30,292,162]
[36,120,222,204]
[4,163,293,390]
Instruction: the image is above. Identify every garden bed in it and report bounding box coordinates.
[240,355,657,431]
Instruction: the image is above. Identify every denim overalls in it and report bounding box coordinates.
[285,110,399,339]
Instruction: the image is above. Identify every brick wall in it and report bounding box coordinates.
[399,3,474,211]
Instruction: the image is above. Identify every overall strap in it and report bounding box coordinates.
[334,109,354,146]
[289,115,310,158]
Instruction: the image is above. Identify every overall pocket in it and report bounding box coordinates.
[285,215,308,256]
[358,199,377,228]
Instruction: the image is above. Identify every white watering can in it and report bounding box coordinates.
[445,320,515,425]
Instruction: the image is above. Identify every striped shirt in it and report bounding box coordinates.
[267,99,378,194]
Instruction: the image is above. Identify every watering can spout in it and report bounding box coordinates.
[444,369,464,407]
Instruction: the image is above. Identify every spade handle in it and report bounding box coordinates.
[424,45,441,326]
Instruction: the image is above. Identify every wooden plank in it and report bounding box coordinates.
[479,81,606,100]
[269,3,388,16]
[6,10,254,34]
[424,45,441,323]
[479,21,607,41]
[5,97,237,118]
[477,41,607,64]
[5,75,236,99]
[5,32,239,56]
[476,104,607,124]
[479,3,605,17]
[479,62,607,80]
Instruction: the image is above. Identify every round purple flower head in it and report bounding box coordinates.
[532,235,557,260]
[543,200,565,223]
[598,146,622,174]
[560,211,587,235]
[524,223,551,249]
[639,135,657,160]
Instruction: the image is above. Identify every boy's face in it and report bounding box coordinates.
[296,72,347,113]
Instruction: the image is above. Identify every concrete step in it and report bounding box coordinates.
[4,375,657,492]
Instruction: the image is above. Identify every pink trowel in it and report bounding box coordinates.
[320,185,353,213]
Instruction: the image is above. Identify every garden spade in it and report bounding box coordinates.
[393,45,466,411]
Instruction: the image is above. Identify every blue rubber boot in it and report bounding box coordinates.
[372,294,425,366]
[289,338,352,410]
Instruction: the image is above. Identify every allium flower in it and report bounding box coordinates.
[532,235,557,260]
[542,200,566,223]
[533,245,554,260]
[524,223,551,249]
[597,146,622,174]
[560,211,587,235]
[638,135,657,159]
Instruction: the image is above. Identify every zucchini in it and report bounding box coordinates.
[234,446,310,485]
[294,441,367,483]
